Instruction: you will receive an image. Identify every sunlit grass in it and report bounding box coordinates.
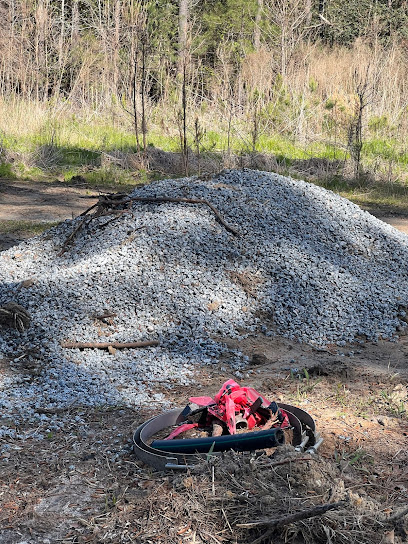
[316,177,408,213]
[1,98,408,213]
[0,220,59,235]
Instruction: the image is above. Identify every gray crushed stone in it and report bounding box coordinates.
[1,169,408,438]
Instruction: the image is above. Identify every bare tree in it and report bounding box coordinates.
[55,0,66,96]
[71,0,79,42]
[113,0,121,94]
[254,0,264,50]
[348,66,372,179]
[35,0,50,100]
[178,0,189,74]
[263,0,311,78]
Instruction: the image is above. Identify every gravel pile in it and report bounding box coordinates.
[1,169,408,437]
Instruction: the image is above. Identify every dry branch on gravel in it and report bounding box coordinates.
[0,302,31,332]
[61,340,159,350]
[59,192,238,254]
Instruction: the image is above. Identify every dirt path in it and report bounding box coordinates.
[0,180,99,250]
[0,180,97,222]
[378,216,408,234]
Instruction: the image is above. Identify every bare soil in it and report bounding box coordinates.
[0,180,98,250]
[0,179,407,543]
[0,180,97,222]
[377,216,408,234]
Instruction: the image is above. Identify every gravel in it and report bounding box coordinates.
[1,168,408,437]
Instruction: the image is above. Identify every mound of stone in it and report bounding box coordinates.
[1,169,407,435]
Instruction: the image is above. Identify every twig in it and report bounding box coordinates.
[125,195,238,236]
[59,192,239,254]
[58,213,96,256]
[236,500,346,529]
[222,507,233,534]
[79,202,100,217]
[268,456,315,468]
[92,312,118,320]
[96,208,130,230]
[61,340,159,350]
[250,528,274,544]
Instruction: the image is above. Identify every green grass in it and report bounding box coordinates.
[364,138,408,164]
[316,177,408,214]
[79,166,139,188]
[1,99,408,214]
[0,162,16,178]
[0,220,59,235]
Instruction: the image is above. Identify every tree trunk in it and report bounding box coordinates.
[254,0,263,50]
[305,0,312,24]
[178,0,189,74]
[55,0,65,96]
[113,0,121,95]
[71,0,79,42]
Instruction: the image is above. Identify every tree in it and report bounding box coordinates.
[178,0,189,73]
[262,0,312,79]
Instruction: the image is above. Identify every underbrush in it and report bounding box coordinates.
[1,99,408,213]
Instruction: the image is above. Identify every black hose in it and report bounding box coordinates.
[151,428,285,454]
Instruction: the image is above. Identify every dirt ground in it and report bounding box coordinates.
[0,179,407,543]
[0,180,98,250]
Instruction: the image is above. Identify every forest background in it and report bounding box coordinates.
[0,0,407,204]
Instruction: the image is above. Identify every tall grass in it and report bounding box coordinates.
[0,40,407,187]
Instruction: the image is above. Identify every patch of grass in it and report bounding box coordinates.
[315,177,408,214]
[333,383,349,408]
[76,165,167,191]
[378,387,407,418]
[0,162,16,178]
[57,146,100,167]
[16,164,52,182]
[334,447,374,471]
[364,138,408,164]
[1,99,408,217]
[0,220,59,236]
[81,167,135,188]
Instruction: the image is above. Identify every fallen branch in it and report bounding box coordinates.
[236,500,346,529]
[59,192,239,253]
[61,340,159,350]
[92,312,118,320]
[125,196,239,236]
[58,206,104,256]
[383,505,408,523]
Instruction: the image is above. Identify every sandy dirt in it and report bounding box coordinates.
[378,216,408,234]
[0,180,98,251]
[0,180,97,222]
[0,179,407,543]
